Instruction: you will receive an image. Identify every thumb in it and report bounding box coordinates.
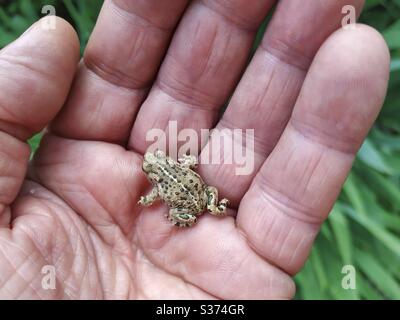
[0,17,79,226]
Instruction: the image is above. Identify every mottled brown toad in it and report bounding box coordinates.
[138,150,229,227]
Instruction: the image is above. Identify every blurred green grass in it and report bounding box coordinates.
[0,0,399,300]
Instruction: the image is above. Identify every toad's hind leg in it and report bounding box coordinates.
[168,208,197,227]
[205,186,229,216]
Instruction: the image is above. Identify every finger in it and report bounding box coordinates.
[50,0,190,143]
[237,25,390,275]
[198,0,365,207]
[129,0,276,154]
[0,18,80,227]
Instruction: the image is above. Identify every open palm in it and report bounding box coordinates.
[0,0,389,299]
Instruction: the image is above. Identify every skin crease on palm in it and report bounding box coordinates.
[0,0,390,299]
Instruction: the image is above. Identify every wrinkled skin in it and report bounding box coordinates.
[0,0,389,299]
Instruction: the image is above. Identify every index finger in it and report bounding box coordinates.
[50,0,189,143]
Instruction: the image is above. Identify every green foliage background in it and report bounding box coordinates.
[0,0,399,299]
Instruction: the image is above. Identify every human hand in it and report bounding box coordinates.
[0,0,389,299]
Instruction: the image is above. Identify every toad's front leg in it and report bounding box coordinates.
[138,187,159,206]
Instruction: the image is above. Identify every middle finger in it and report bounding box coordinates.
[129,0,276,154]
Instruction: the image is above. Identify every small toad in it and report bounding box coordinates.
[138,150,229,227]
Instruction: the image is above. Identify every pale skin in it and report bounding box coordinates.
[0,0,390,299]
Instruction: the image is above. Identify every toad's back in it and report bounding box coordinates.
[155,161,206,213]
